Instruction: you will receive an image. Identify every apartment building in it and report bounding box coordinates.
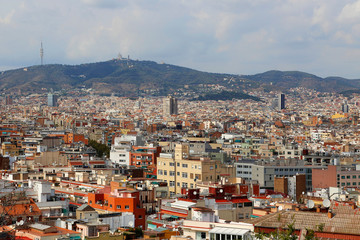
[157,144,235,196]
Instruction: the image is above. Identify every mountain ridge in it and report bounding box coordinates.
[0,59,359,96]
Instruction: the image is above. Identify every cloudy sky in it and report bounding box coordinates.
[1,0,360,78]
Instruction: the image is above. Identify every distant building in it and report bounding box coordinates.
[47,92,58,107]
[5,95,12,105]
[342,100,349,113]
[163,96,178,115]
[278,93,285,110]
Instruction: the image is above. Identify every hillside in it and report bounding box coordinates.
[0,59,359,96]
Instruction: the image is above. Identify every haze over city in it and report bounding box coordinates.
[1,0,360,78]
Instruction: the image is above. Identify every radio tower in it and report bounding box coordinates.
[40,42,44,65]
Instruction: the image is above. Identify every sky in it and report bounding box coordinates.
[1,0,360,78]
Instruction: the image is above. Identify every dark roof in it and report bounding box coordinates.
[76,204,95,212]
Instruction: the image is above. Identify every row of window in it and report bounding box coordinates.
[275,168,304,172]
[340,182,360,186]
[158,161,201,169]
[236,165,252,169]
[158,170,188,178]
[166,180,195,189]
[89,200,130,210]
[339,175,360,179]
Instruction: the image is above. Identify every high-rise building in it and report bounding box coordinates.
[163,96,178,115]
[47,92,58,107]
[5,95,12,105]
[278,93,285,110]
[342,100,349,113]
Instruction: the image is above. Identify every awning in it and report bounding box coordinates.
[209,227,249,236]
[162,214,179,219]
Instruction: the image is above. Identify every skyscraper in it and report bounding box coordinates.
[48,92,58,107]
[163,96,178,115]
[278,93,285,110]
[5,95,12,105]
[342,100,349,113]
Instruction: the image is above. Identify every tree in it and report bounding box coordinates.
[88,140,110,158]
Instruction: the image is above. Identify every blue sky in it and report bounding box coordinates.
[1,0,360,78]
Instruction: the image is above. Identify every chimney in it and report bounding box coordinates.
[352,204,357,210]
[295,205,300,211]
[316,206,321,213]
[328,210,333,219]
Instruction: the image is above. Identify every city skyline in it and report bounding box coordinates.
[1,1,360,78]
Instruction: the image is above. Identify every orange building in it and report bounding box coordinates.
[129,146,161,178]
[88,189,146,229]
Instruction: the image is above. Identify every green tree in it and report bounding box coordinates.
[88,140,110,158]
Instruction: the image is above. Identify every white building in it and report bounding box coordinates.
[109,135,144,166]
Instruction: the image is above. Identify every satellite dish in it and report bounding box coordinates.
[128,221,134,227]
[323,199,331,208]
[219,189,223,193]
[193,191,197,195]
[278,206,283,211]
[307,200,315,209]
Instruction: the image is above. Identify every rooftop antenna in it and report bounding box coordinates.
[40,42,44,65]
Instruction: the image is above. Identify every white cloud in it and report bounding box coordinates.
[0,9,15,25]
[0,0,360,78]
[338,0,360,23]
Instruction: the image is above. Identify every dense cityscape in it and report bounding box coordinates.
[3,1,360,239]
[0,85,358,239]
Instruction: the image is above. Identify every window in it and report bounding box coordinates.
[177,163,180,167]
[177,182,180,187]
[170,181,175,187]
[201,232,206,239]
[170,171,175,176]
[182,172,188,178]
[182,164,188,168]
[89,200,92,204]
[244,202,252,207]
[139,215,143,219]
[347,182,350,186]
[164,170,167,176]
[353,175,357,179]
[117,205,121,209]
[158,170,163,175]
[170,162,175,166]
[341,183,345,186]
[110,204,112,208]
[347,176,350,179]
[182,182,188,188]
[125,205,129,209]
[210,166,214,170]
[177,172,180,176]
[353,182,357,185]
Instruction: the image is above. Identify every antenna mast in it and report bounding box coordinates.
[40,42,44,65]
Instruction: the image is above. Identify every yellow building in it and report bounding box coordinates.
[157,144,235,196]
[1,142,19,156]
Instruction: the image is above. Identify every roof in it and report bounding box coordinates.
[231,198,252,203]
[77,204,95,212]
[29,223,53,231]
[171,200,196,209]
[209,227,249,236]
[246,203,360,236]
